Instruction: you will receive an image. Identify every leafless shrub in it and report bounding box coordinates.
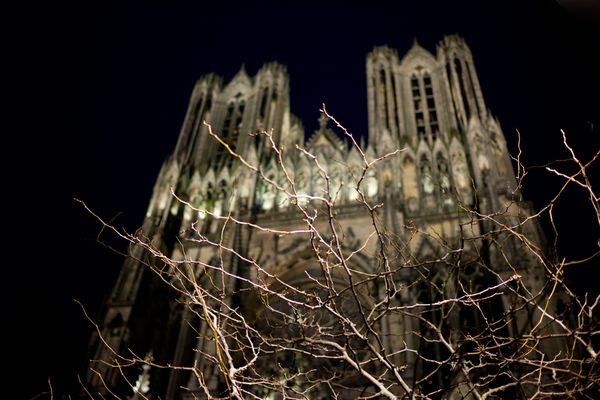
[79,111,598,399]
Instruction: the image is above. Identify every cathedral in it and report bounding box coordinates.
[85,36,561,399]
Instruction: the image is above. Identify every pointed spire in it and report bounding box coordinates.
[306,112,345,151]
[401,37,436,66]
[410,37,425,52]
[318,112,329,131]
[189,169,202,191]
[231,63,250,85]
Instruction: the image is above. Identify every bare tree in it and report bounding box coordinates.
[79,110,598,400]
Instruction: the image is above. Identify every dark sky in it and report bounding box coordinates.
[4,1,599,398]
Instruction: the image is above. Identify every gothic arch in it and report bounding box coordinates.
[398,40,437,74]
[418,153,435,209]
[449,137,473,206]
[364,166,378,199]
[329,163,344,202]
[346,147,363,202]
[416,138,431,160]
[292,156,310,206]
[183,170,203,222]
[256,158,281,209]
[216,165,230,184]
[222,67,251,100]
[435,152,453,207]
[187,169,202,195]
[469,127,490,174]
[377,125,396,155]
[401,151,419,211]
[432,136,447,158]
[253,252,378,397]
[202,168,216,193]
[201,169,216,215]
[433,146,451,180]
[238,170,255,211]
[410,264,454,395]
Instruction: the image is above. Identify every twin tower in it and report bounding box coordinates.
[85,36,548,399]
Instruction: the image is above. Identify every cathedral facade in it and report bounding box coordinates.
[85,36,556,399]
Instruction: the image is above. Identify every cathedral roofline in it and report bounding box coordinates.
[305,114,347,152]
[436,34,472,57]
[399,38,436,69]
[230,63,252,86]
[367,45,399,62]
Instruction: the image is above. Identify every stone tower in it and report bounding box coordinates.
[85,36,554,399]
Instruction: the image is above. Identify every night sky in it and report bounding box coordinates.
[4,1,599,398]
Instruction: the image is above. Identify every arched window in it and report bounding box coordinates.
[402,156,419,211]
[380,68,389,130]
[213,180,227,217]
[268,91,278,127]
[454,57,471,120]
[222,103,234,138]
[423,73,439,140]
[258,174,276,211]
[436,155,450,191]
[190,96,203,137]
[391,72,401,133]
[233,99,245,138]
[226,100,245,168]
[420,156,434,195]
[259,87,269,121]
[412,71,438,141]
[186,94,213,158]
[201,94,212,130]
[411,75,426,140]
[457,264,512,392]
[365,168,378,198]
[437,154,453,207]
[466,62,481,116]
[215,103,235,166]
[204,94,212,112]
[450,145,473,206]
[413,269,452,396]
